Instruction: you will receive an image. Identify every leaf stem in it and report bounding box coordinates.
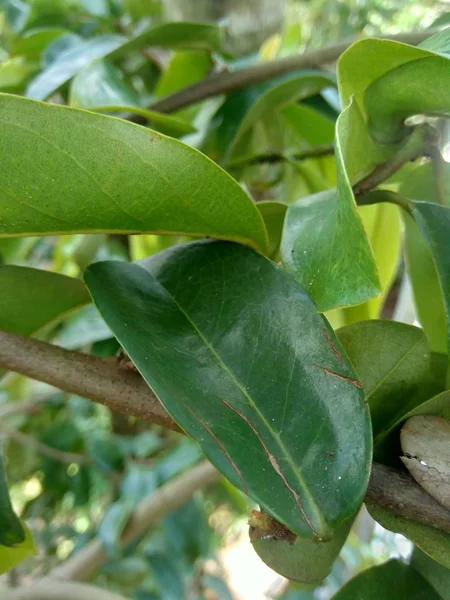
[353,124,438,195]
[356,191,413,216]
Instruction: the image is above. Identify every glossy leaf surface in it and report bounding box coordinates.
[0,94,268,254]
[85,241,371,538]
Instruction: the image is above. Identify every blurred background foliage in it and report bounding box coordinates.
[0,0,447,598]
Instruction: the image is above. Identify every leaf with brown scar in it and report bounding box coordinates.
[313,365,363,390]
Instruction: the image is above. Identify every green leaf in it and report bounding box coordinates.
[251,516,353,584]
[0,94,268,254]
[420,28,450,55]
[227,72,336,161]
[108,22,222,61]
[412,547,450,600]
[281,100,381,311]
[26,34,127,100]
[412,202,450,356]
[365,55,450,144]
[368,506,450,570]
[341,203,401,323]
[154,50,212,98]
[0,56,36,91]
[337,39,430,112]
[0,265,91,336]
[12,27,68,59]
[0,450,24,547]
[281,104,335,146]
[0,522,36,575]
[69,59,141,109]
[26,23,221,101]
[85,241,371,539]
[336,321,443,456]
[331,559,441,599]
[256,201,287,259]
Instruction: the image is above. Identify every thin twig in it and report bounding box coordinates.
[3,580,129,600]
[143,31,434,115]
[50,461,219,582]
[227,144,335,169]
[353,123,437,195]
[356,190,413,216]
[0,424,90,466]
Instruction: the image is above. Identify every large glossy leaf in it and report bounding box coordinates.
[341,202,401,324]
[412,548,450,600]
[85,241,371,539]
[331,559,441,600]
[281,100,381,311]
[368,506,450,570]
[0,94,268,254]
[0,265,91,336]
[365,55,450,144]
[338,39,430,112]
[412,202,450,356]
[336,321,443,454]
[26,22,221,100]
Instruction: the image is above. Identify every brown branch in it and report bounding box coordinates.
[50,460,219,582]
[1,330,450,539]
[0,330,181,433]
[143,31,434,116]
[3,580,129,600]
[366,462,450,535]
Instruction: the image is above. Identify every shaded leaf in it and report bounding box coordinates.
[0,265,91,336]
[154,50,212,98]
[0,94,268,254]
[331,558,441,599]
[412,202,450,356]
[12,28,68,59]
[256,201,287,259]
[0,451,24,547]
[227,72,336,160]
[368,506,450,570]
[412,547,450,600]
[85,241,371,539]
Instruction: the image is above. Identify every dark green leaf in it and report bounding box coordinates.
[85,241,371,539]
[0,265,91,336]
[412,202,450,356]
[0,450,24,547]
[0,94,268,254]
[331,559,441,599]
